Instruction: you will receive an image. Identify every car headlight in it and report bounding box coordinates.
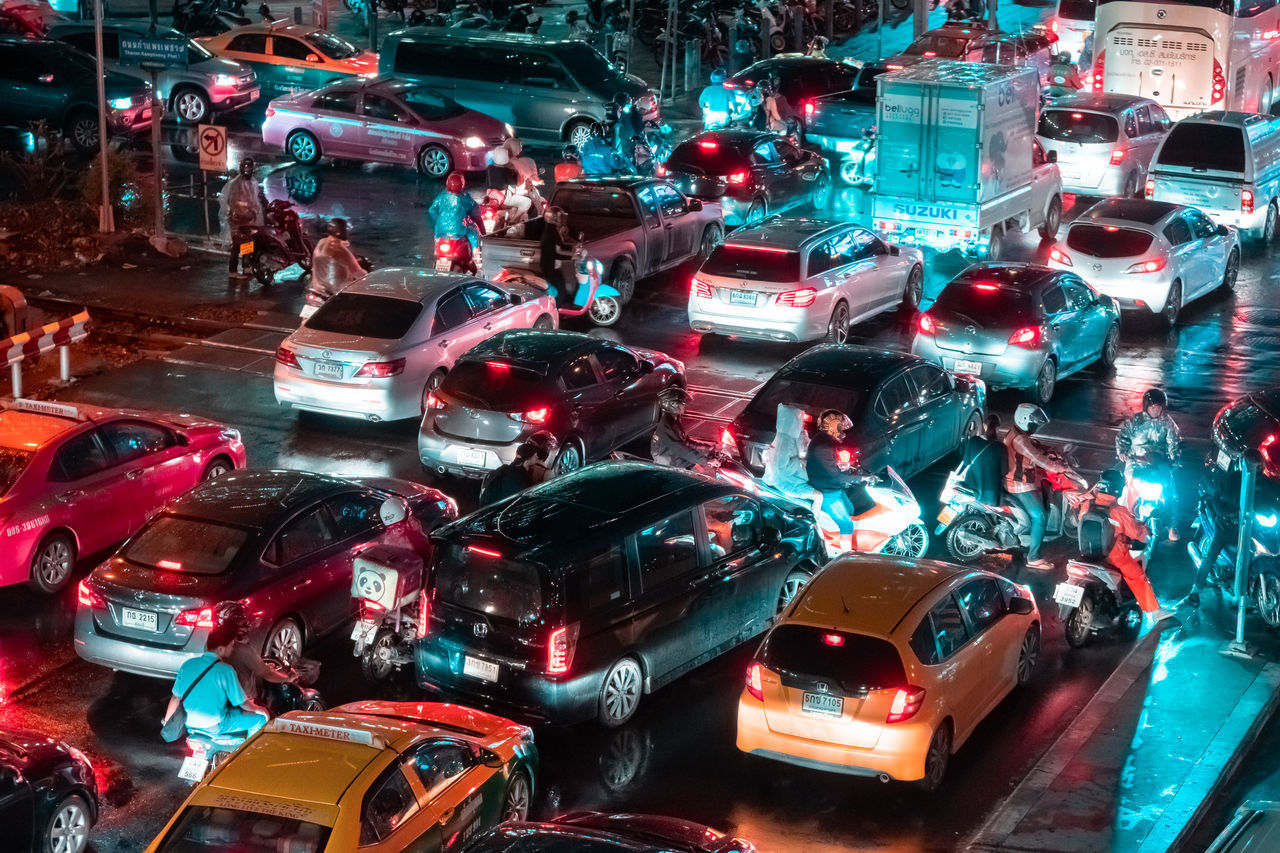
[109,96,133,110]
[463,136,485,149]
[213,74,238,87]
[1258,511,1278,529]
[504,123,514,137]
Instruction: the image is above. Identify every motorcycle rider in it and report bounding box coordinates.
[428,171,486,253]
[651,386,719,469]
[219,157,266,281]
[311,218,364,299]
[528,430,559,484]
[806,409,875,553]
[1047,52,1083,96]
[539,206,574,300]
[699,67,732,130]
[612,92,645,153]
[212,601,320,715]
[1116,388,1181,539]
[164,618,268,742]
[1090,468,1175,623]
[556,145,584,183]
[1186,462,1242,605]
[763,404,824,519]
[566,8,593,39]
[580,123,623,176]
[479,442,540,505]
[1005,403,1084,570]
[487,146,532,226]
[960,414,1004,507]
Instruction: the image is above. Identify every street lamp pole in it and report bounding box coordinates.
[93,0,113,234]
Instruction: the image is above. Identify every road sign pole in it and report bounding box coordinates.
[93,0,113,234]
[146,64,165,239]
[1223,450,1263,659]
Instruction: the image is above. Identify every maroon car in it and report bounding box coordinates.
[262,76,510,178]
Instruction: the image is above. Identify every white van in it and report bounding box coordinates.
[1053,0,1095,63]
[1147,111,1280,242]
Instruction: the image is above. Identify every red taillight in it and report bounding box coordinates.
[886,63,903,71]
[1110,149,1125,165]
[726,171,748,185]
[822,633,845,646]
[1242,188,1255,214]
[482,209,495,220]
[547,623,579,674]
[264,107,275,117]
[416,591,431,639]
[886,685,926,723]
[1048,247,1072,266]
[917,313,936,335]
[1262,434,1279,469]
[156,559,183,570]
[1050,18,1058,32]
[1212,59,1226,103]
[436,238,466,257]
[1144,178,1155,199]
[354,358,406,378]
[522,407,549,424]
[487,361,511,372]
[1126,257,1166,274]
[746,662,764,701]
[1008,326,1042,347]
[700,139,719,149]
[175,607,216,629]
[693,276,713,299]
[77,580,102,608]
[275,346,300,368]
[425,391,442,409]
[837,449,851,465]
[775,287,817,308]
[359,599,385,620]
[803,100,815,116]
[468,545,502,558]
[720,427,734,446]
[1090,50,1105,91]
[656,164,668,176]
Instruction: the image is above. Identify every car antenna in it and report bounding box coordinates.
[840,593,850,615]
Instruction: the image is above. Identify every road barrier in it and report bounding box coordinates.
[2,309,91,399]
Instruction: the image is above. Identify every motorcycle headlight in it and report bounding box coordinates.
[463,136,485,149]
[1258,512,1278,529]
[109,96,133,110]
[1136,480,1163,501]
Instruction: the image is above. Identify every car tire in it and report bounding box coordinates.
[598,657,643,728]
[745,196,767,226]
[41,792,91,853]
[985,226,1004,261]
[421,369,446,417]
[1099,323,1120,369]
[1039,195,1062,240]
[172,86,211,123]
[1263,202,1278,243]
[1223,247,1240,291]
[777,569,811,613]
[501,768,533,822]
[201,456,234,482]
[917,721,951,792]
[1016,623,1040,686]
[565,120,597,150]
[533,313,555,330]
[610,258,636,304]
[810,171,832,211]
[286,130,321,166]
[699,223,723,261]
[1162,279,1182,328]
[66,110,100,155]
[416,144,452,178]
[552,437,585,475]
[964,410,983,438]
[902,264,924,311]
[29,531,76,595]
[824,301,850,344]
[263,617,304,666]
[1032,358,1056,405]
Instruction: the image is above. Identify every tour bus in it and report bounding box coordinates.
[1090,0,1280,120]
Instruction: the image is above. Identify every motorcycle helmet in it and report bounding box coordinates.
[1014,403,1049,434]
[445,171,466,194]
[1096,467,1125,497]
[710,66,726,85]
[566,8,579,23]
[1057,52,1073,64]
[1142,388,1167,412]
[604,102,620,123]
[326,217,349,240]
[529,430,559,460]
[561,144,580,162]
[545,205,567,226]
[214,601,251,640]
[612,91,631,109]
[379,496,408,526]
[659,385,691,414]
[818,409,853,434]
[238,157,255,177]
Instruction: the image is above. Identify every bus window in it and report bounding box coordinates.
[1236,0,1275,18]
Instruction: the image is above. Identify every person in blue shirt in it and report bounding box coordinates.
[165,619,268,739]
[429,172,485,249]
[699,67,732,129]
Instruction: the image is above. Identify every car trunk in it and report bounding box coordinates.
[698,243,804,315]
[1039,110,1120,191]
[1064,223,1156,276]
[431,362,552,443]
[89,561,233,647]
[286,329,395,384]
[928,309,1015,356]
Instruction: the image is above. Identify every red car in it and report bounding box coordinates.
[0,399,247,594]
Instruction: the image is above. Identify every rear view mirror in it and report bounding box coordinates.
[1009,596,1035,615]
[175,431,190,447]
[1045,149,1058,163]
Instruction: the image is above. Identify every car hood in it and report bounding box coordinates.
[103,70,150,97]
[429,108,508,139]
[193,55,251,75]
[589,73,653,100]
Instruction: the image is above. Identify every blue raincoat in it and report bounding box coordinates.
[429,191,483,248]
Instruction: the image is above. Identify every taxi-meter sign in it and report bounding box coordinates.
[198,123,227,172]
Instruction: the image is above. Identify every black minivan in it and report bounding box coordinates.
[416,462,824,727]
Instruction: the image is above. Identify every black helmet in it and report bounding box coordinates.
[659,385,691,413]
[562,144,580,162]
[1142,388,1167,410]
[612,91,630,108]
[326,217,349,239]
[528,430,558,459]
[604,102,620,122]
[214,600,250,639]
[238,157,255,176]
[1097,468,1125,497]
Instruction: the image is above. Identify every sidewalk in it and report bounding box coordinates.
[965,600,1280,852]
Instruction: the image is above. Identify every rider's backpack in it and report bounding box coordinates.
[1078,505,1115,559]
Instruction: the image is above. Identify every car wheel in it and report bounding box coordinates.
[1064,595,1094,648]
[824,301,850,344]
[918,722,951,792]
[286,130,321,166]
[201,456,234,482]
[360,629,399,682]
[598,657,643,727]
[884,523,929,558]
[1264,202,1278,243]
[30,532,75,595]
[299,692,325,712]
[945,514,991,564]
[66,111,99,155]
[172,86,211,123]
[1032,358,1056,405]
[964,410,983,438]
[985,226,1004,261]
[264,617,303,666]
[1039,195,1062,240]
[501,768,533,822]
[610,258,636,304]
[1122,171,1139,199]
[588,294,622,326]
[421,369,445,417]
[553,437,585,475]
[416,144,453,178]
[1223,247,1240,291]
[745,196,767,226]
[777,569,810,613]
[566,120,597,150]
[533,313,555,330]
[1099,323,1120,369]
[770,32,786,52]
[1016,624,1040,686]
[42,792,90,853]
[810,171,832,210]
[903,264,924,311]
[1162,280,1182,328]
[699,223,723,261]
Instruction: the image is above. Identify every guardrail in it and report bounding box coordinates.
[2,309,91,399]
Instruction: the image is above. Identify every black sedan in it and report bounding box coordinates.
[725,55,860,125]
[418,330,684,477]
[464,812,756,852]
[1213,390,1280,472]
[0,727,97,853]
[728,345,985,477]
[661,129,831,227]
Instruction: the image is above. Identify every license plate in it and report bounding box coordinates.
[729,289,756,307]
[300,304,318,320]
[459,447,486,466]
[1218,449,1232,471]
[937,505,957,525]
[313,360,344,379]
[435,258,452,272]
[350,619,377,641]
[1054,582,1085,608]
[239,241,254,256]
[122,607,158,632]
[178,755,208,782]
[952,358,982,376]
[463,655,499,682]
[247,89,259,102]
[801,691,844,718]
[835,139,856,153]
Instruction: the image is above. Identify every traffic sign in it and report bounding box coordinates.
[120,36,188,68]
[197,124,227,172]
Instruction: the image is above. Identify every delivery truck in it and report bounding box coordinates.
[871,61,1063,259]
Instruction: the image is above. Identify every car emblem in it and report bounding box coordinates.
[965,325,976,335]
[815,682,829,693]
[1093,263,1103,272]
[322,350,332,359]
[473,622,488,638]
[134,590,145,602]
[1157,7,1166,17]
[469,410,480,419]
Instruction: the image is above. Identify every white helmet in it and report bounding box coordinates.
[491,147,510,166]
[1014,403,1049,434]
[379,496,408,526]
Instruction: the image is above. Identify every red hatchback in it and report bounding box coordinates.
[0,399,246,594]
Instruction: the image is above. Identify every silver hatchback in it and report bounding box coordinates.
[1037,94,1171,198]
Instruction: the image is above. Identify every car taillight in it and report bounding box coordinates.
[1212,59,1226,103]
[746,662,764,701]
[275,346,300,368]
[803,100,815,116]
[726,171,748,185]
[1050,18,1058,32]
[656,164,668,176]
[77,580,103,609]
[354,358,406,378]
[1144,178,1155,199]
[264,107,275,117]
[1126,257,1166,273]
[721,427,734,447]
[775,287,817,308]
[1008,326,1042,348]
[425,391,443,409]
[482,208,495,220]
[1090,50,1105,91]
[1110,149,1125,165]
[917,312,936,335]
[511,407,549,424]
[886,685,926,723]
[1242,188,1255,214]
[175,607,216,629]
[416,591,431,639]
[692,276,713,299]
[547,622,579,674]
[1048,247,1072,266]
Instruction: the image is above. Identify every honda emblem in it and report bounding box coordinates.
[815,681,829,693]
[473,622,488,638]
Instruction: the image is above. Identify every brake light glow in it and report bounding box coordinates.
[922,51,936,57]
[1090,50,1105,91]
[523,407,549,423]
[693,276,713,298]
[724,243,791,253]
[1263,434,1279,469]
[156,559,183,570]
[803,100,815,116]
[1008,326,1042,347]
[416,590,431,639]
[547,623,579,674]
[265,107,275,117]
[886,685,926,723]
[1071,112,1083,119]
[1110,149,1125,165]
[1050,18,1058,32]
[487,361,511,371]
[77,580,102,608]
[721,427,734,446]
[425,391,442,409]
[1242,188,1255,214]
[359,599,385,619]
[175,607,216,629]
[917,313,936,335]
[775,287,817,308]
[468,545,502,558]
[727,171,748,185]
[1126,257,1166,273]
[700,140,719,149]
[973,283,999,291]
[887,63,904,71]
[354,358,406,378]
[1145,178,1155,199]
[656,164,667,176]
[1049,247,1072,266]
[837,449,851,465]
[746,662,764,701]
[1212,59,1226,103]
[275,346,300,368]
[823,633,845,646]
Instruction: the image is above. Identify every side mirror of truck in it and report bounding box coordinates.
[1045,149,1058,163]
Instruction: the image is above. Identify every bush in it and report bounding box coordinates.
[80,149,153,227]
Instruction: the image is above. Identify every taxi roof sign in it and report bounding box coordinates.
[269,718,383,748]
[2,399,84,420]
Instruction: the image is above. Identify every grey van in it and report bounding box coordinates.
[47,21,258,123]
[379,28,658,147]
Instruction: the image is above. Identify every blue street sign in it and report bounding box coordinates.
[119,36,188,68]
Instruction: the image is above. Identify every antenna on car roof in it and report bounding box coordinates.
[840,594,850,615]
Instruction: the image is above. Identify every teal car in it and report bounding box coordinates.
[200,21,376,102]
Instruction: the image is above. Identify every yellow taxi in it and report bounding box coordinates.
[145,701,537,853]
[736,554,1040,791]
[200,21,377,100]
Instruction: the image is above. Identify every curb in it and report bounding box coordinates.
[963,622,1170,852]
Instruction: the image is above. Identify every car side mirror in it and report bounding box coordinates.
[306,53,320,62]
[888,244,900,256]
[761,524,782,545]
[639,359,655,374]
[1009,596,1034,615]
[469,743,505,768]
[175,431,190,447]
[1217,224,1230,237]
[687,197,703,211]
[509,292,523,305]
[1045,149,1058,163]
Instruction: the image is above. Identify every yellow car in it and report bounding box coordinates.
[200,21,377,100]
[737,554,1040,790]
[145,701,537,852]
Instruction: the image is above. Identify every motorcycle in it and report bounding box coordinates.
[172,0,251,36]
[434,233,479,274]
[1122,453,1176,555]
[495,239,623,326]
[838,127,876,187]
[1053,508,1145,648]
[1188,492,1280,627]
[480,189,510,235]
[250,199,314,286]
[351,545,425,683]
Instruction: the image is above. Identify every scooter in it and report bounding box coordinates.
[351,545,424,683]
[495,239,623,326]
[1188,493,1280,627]
[838,127,876,187]
[480,190,510,234]
[1122,452,1176,555]
[1053,508,1145,648]
[250,199,314,286]
[434,232,479,274]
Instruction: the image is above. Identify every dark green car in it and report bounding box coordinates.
[200,21,377,102]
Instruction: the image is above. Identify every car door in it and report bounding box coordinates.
[1030,139,1058,224]
[96,419,195,531]
[450,44,516,128]
[629,508,711,683]
[429,287,481,370]
[634,184,667,273]
[1161,214,1199,298]
[320,490,387,629]
[954,577,1019,714]
[268,34,327,95]
[0,47,66,123]
[905,363,963,469]
[359,91,417,166]
[258,504,349,643]
[592,344,656,443]
[698,493,777,641]
[921,590,985,741]
[871,372,922,474]
[403,740,499,852]
[773,137,811,206]
[302,87,362,158]
[1039,281,1083,371]
[504,49,574,139]
[839,229,900,320]
[0,756,35,853]
[652,182,699,264]
[1184,207,1230,296]
[557,353,616,457]
[749,139,788,208]
[462,282,523,341]
[1129,105,1163,170]
[45,428,134,557]
[1060,276,1111,364]
[359,763,433,853]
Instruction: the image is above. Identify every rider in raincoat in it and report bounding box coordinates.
[311,218,365,298]
[428,172,485,249]
[218,157,266,279]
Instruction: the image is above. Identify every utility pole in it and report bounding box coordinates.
[1222,450,1263,659]
[93,0,113,234]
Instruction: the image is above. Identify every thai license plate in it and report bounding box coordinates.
[1053,582,1085,608]
[801,691,843,718]
[300,304,318,320]
[178,755,208,782]
[434,257,453,272]
[952,358,982,376]
[350,619,377,642]
[729,289,756,307]
[463,655,499,682]
[122,607,158,632]
[937,505,957,525]
[313,360,343,379]
[459,447,486,466]
[239,241,254,256]
[1217,449,1232,470]
[835,139,856,153]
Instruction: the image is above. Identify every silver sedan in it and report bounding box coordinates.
[1037,94,1171,198]
[274,269,558,422]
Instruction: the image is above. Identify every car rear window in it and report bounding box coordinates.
[932,282,1040,325]
[305,293,423,340]
[903,35,968,58]
[155,805,332,852]
[759,625,906,691]
[745,377,867,422]
[665,140,750,175]
[1039,110,1119,144]
[1066,223,1154,256]
[0,447,32,496]
[122,515,250,575]
[1157,123,1247,173]
[432,543,543,624]
[702,244,801,281]
[1058,0,1096,20]
[444,361,552,410]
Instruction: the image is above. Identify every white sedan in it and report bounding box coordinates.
[274,269,557,422]
[689,218,924,343]
[1047,198,1239,326]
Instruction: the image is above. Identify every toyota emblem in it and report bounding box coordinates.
[965,325,976,335]
[815,681,829,693]
[1157,7,1166,17]
[322,350,332,359]
[473,622,488,638]
[134,590,145,602]
[1093,263,1103,272]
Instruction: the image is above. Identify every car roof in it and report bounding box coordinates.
[1043,93,1155,112]
[0,410,85,450]
[343,268,476,303]
[1077,198,1182,227]
[389,26,582,50]
[219,20,331,37]
[776,344,917,384]
[462,329,599,367]
[950,263,1058,290]
[788,554,970,636]
[164,469,359,527]
[721,217,847,250]
[687,129,776,149]
[558,176,655,192]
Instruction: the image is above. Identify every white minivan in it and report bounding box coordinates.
[1147,111,1280,242]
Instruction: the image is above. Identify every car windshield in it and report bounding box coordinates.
[903,35,968,57]
[759,625,907,690]
[665,140,750,175]
[1058,0,1096,20]
[1067,223,1154,257]
[401,86,465,120]
[444,361,551,410]
[702,244,801,281]
[1158,124,1246,172]
[54,43,96,74]
[305,293,422,340]
[1039,110,1119,143]
[155,805,332,852]
[433,543,543,624]
[121,515,251,575]
[557,45,620,85]
[0,447,32,496]
[933,281,1040,325]
[746,377,867,422]
[304,30,359,60]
